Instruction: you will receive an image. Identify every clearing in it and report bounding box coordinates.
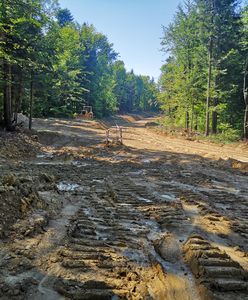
[0,115,248,300]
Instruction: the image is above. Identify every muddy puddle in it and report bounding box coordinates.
[56,182,83,192]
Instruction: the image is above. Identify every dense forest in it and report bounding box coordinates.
[1,0,248,140]
[0,0,158,130]
[159,0,248,139]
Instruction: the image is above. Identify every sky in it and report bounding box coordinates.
[58,0,182,80]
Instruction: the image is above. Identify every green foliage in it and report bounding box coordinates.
[49,106,74,118]
[159,0,246,139]
[201,126,241,143]
[0,0,159,127]
[56,8,73,27]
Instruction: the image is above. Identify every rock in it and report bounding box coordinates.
[2,174,17,186]
[13,289,20,296]
[16,113,29,128]
[0,186,6,193]
[19,176,33,183]
[20,197,32,213]
[31,135,39,141]
[39,173,55,183]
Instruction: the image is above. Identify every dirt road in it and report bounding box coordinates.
[0,115,248,300]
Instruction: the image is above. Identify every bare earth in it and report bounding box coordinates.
[0,115,248,300]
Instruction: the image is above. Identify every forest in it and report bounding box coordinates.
[1,0,248,140]
[0,0,158,130]
[159,0,248,139]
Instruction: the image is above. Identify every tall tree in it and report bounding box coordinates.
[242,6,248,139]
[160,0,244,137]
[56,8,73,27]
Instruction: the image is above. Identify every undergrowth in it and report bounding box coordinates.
[149,117,242,144]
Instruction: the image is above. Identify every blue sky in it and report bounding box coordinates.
[58,0,182,80]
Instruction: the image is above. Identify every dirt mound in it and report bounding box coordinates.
[0,131,40,160]
[217,158,248,172]
[0,173,56,238]
[16,113,29,128]
[230,158,248,172]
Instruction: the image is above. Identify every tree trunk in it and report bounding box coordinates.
[205,36,213,136]
[191,100,194,132]
[29,73,34,130]
[185,110,189,131]
[3,61,12,130]
[244,58,248,140]
[12,71,17,124]
[244,106,248,139]
[16,71,24,124]
[212,98,217,134]
[195,113,198,131]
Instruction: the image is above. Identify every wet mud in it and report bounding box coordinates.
[0,115,248,299]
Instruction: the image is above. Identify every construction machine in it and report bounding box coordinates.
[78,106,93,119]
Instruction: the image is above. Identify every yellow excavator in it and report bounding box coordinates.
[78,106,93,119]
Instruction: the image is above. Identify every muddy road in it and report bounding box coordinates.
[0,115,248,300]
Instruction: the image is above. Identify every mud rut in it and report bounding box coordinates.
[0,116,248,300]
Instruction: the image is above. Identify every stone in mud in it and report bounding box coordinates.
[31,135,39,141]
[2,174,17,186]
[20,197,32,213]
[0,186,6,193]
[12,210,48,238]
[39,173,55,183]
[153,234,181,263]
[19,176,33,184]
[0,276,36,300]
[0,224,3,238]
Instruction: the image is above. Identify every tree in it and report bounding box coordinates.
[242,6,248,139]
[56,8,73,27]
[0,0,50,129]
[1,1,158,125]
[160,0,244,137]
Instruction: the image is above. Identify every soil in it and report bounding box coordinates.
[0,114,248,300]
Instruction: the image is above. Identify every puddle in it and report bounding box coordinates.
[142,159,151,164]
[36,153,54,159]
[92,179,105,183]
[127,170,146,176]
[56,182,83,192]
[71,161,90,167]
[150,235,201,300]
[112,155,127,161]
[161,193,177,202]
[118,203,132,207]
[180,171,192,177]
[137,196,152,203]
[214,202,232,210]
[35,161,66,166]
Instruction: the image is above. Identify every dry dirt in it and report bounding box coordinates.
[0,115,248,300]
